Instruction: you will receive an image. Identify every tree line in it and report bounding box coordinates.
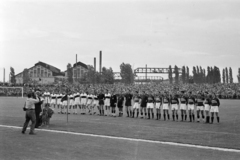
[168,65,236,84]
[7,65,240,85]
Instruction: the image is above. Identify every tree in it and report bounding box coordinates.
[222,68,225,83]
[192,66,197,83]
[213,66,221,83]
[168,65,173,84]
[22,68,30,84]
[102,67,114,84]
[229,67,233,83]
[186,66,189,83]
[203,69,206,83]
[67,63,73,83]
[238,68,240,83]
[10,67,16,84]
[225,67,229,83]
[174,65,179,84]
[82,65,96,84]
[120,63,134,84]
[182,66,186,83]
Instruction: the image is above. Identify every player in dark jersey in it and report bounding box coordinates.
[187,92,195,122]
[204,92,211,123]
[146,92,155,119]
[125,90,133,118]
[162,92,170,120]
[98,90,105,116]
[170,93,179,121]
[117,91,125,117]
[196,92,205,122]
[154,91,162,120]
[140,91,148,118]
[110,91,117,117]
[210,93,220,123]
[179,91,188,121]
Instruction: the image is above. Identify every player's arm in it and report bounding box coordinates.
[217,98,220,107]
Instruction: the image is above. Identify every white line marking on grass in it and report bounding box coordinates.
[0,124,240,153]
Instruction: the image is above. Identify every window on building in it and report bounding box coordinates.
[41,70,44,77]
[29,72,32,77]
[73,69,77,78]
[45,71,47,77]
[77,68,80,78]
[81,69,84,76]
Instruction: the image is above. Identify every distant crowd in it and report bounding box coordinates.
[1,82,240,99]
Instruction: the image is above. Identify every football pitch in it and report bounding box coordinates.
[0,97,240,160]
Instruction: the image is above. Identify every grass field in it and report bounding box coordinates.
[0,97,240,160]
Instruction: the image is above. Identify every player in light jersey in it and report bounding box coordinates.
[80,91,87,114]
[61,92,68,114]
[86,92,94,115]
[104,90,111,116]
[154,91,162,120]
[57,92,63,114]
[73,92,80,114]
[50,92,57,109]
[44,92,51,105]
[69,93,75,114]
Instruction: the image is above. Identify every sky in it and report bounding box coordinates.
[0,0,240,82]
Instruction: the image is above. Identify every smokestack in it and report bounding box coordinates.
[3,68,5,83]
[76,54,77,65]
[94,57,96,72]
[99,51,102,73]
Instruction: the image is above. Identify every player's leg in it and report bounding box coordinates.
[175,106,179,121]
[140,107,143,118]
[197,109,200,122]
[201,109,205,122]
[172,109,175,121]
[136,107,139,118]
[189,109,192,122]
[151,108,154,119]
[216,112,219,123]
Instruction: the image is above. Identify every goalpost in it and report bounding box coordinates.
[0,86,24,98]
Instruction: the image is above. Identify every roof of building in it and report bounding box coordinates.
[35,61,61,73]
[73,61,88,69]
[15,61,61,76]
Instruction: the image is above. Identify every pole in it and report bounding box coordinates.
[94,57,96,72]
[99,51,102,74]
[3,68,5,83]
[67,94,69,123]
[145,64,147,82]
[76,54,77,82]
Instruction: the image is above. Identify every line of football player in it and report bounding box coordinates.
[42,90,220,124]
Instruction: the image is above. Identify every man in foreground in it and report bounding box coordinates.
[22,92,40,135]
